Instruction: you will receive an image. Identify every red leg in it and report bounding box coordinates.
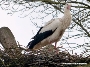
[55,42,57,49]
[55,42,59,54]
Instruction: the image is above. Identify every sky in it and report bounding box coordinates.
[0,1,89,56]
[0,8,35,47]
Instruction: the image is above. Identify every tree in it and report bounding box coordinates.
[0,0,90,56]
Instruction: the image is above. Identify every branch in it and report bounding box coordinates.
[24,0,60,4]
[70,1,90,9]
[73,19,90,37]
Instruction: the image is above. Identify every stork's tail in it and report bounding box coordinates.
[27,40,33,49]
[27,38,40,49]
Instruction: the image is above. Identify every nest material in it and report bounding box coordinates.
[0,45,89,67]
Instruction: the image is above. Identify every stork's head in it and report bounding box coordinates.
[65,3,72,10]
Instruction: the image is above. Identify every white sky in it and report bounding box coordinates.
[0,8,35,47]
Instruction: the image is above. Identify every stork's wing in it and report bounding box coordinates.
[27,28,57,49]
[27,19,57,49]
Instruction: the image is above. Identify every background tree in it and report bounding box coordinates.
[0,0,90,57]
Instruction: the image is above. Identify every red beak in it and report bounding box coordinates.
[67,5,71,10]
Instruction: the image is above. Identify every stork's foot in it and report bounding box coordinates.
[54,47,59,54]
[54,46,63,54]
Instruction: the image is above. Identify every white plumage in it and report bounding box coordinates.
[27,3,72,50]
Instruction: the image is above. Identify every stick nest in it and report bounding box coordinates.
[0,45,90,67]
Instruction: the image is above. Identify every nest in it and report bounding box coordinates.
[0,45,89,67]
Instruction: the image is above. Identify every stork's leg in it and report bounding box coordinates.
[55,42,57,49]
[54,42,59,54]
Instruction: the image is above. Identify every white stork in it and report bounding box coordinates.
[27,3,72,50]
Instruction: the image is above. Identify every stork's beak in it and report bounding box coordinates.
[67,5,71,10]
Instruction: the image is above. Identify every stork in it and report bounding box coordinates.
[27,3,72,50]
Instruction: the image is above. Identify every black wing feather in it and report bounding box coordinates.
[27,28,57,49]
[31,27,43,39]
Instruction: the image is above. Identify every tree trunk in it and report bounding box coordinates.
[0,27,17,49]
[0,27,21,56]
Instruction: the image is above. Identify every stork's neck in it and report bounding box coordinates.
[61,9,72,29]
[64,9,71,16]
[63,8,71,19]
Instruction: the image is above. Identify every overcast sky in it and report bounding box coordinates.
[0,8,35,47]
